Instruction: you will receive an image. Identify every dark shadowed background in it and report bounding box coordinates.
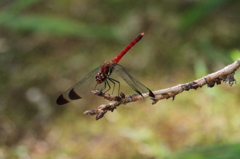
[1,0,240,158]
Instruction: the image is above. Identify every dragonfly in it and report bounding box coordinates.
[56,33,154,105]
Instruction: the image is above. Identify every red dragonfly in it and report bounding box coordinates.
[57,33,154,105]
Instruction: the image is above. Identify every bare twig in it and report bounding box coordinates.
[83,91,143,120]
[84,58,240,120]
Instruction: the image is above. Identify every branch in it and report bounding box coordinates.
[84,58,240,120]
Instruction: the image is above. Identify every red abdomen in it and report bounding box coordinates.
[112,33,144,63]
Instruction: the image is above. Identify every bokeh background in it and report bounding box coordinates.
[1,0,240,158]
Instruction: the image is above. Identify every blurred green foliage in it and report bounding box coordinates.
[0,0,240,158]
[180,0,232,30]
[171,143,240,159]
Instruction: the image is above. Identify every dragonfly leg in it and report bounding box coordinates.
[103,80,111,93]
[108,78,120,95]
[108,78,116,94]
[94,82,107,93]
[94,83,99,90]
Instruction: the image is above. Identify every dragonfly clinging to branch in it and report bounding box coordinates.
[56,33,154,105]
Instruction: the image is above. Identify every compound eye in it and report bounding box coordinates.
[102,74,107,80]
[95,75,102,83]
[95,73,106,83]
[100,74,105,79]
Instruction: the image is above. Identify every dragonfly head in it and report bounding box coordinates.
[95,73,107,84]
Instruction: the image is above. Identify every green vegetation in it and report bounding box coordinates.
[0,0,240,158]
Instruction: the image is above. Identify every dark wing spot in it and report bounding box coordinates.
[148,89,155,98]
[56,94,69,105]
[69,88,82,100]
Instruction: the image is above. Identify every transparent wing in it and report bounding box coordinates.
[56,66,100,105]
[112,64,151,95]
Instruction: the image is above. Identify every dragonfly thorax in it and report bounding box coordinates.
[95,72,107,84]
